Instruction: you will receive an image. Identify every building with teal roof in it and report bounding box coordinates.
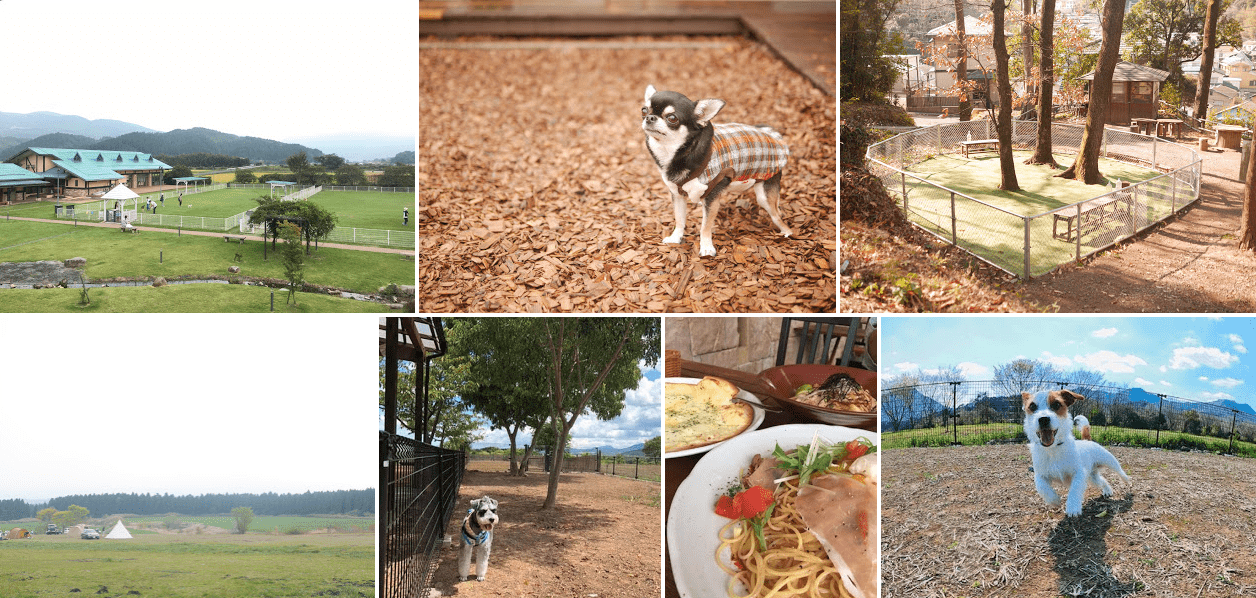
[7,148,171,197]
[0,163,49,203]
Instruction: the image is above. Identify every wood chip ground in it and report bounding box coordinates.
[420,37,836,312]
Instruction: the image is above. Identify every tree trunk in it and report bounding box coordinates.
[1021,0,1036,110]
[1240,128,1256,250]
[1058,0,1127,184]
[1194,0,1222,124]
[543,419,573,510]
[1027,0,1057,166]
[955,0,971,121]
[994,0,1021,190]
[506,427,519,476]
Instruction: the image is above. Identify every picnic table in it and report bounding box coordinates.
[959,138,999,158]
[1131,118,1157,136]
[1215,125,1245,150]
[1052,187,1134,242]
[1132,118,1183,139]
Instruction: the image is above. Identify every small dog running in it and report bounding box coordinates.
[640,85,792,257]
[458,496,499,582]
[1023,390,1130,517]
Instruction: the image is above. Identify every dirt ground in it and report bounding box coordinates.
[1019,147,1256,312]
[428,463,661,598]
[419,36,836,312]
[882,444,1256,597]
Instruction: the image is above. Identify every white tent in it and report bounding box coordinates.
[106,520,132,539]
[101,184,139,201]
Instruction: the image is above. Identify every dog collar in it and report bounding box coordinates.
[462,509,490,546]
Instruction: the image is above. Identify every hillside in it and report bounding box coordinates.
[0,128,323,164]
[0,110,154,139]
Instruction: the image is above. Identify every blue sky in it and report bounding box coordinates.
[883,317,1256,407]
[381,362,662,451]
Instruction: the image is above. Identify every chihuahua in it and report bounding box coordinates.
[641,85,792,256]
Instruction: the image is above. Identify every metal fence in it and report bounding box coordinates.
[882,380,1256,456]
[380,432,465,598]
[866,120,1202,278]
[227,183,415,193]
[601,457,662,481]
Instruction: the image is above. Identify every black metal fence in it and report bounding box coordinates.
[882,380,1256,456]
[602,457,662,482]
[380,432,465,598]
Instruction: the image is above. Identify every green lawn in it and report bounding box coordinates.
[123,515,374,534]
[309,191,413,231]
[896,151,1185,276]
[0,532,372,598]
[0,220,413,294]
[884,422,1256,457]
[0,283,393,312]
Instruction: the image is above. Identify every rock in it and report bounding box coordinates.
[152,277,167,287]
[228,266,240,274]
[64,257,87,268]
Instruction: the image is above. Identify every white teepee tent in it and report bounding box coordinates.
[106,519,132,539]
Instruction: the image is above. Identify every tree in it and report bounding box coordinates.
[285,152,320,185]
[277,222,305,305]
[839,0,907,102]
[248,197,339,253]
[234,170,257,184]
[163,164,194,186]
[335,164,367,186]
[315,154,346,171]
[377,354,485,449]
[378,164,415,187]
[993,358,1065,395]
[1194,0,1225,122]
[231,506,254,534]
[67,504,89,525]
[1240,132,1256,249]
[642,436,661,459]
[460,375,550,476]
[992,0,1021,191]
[1125,0,1239,87]
[1026,0,1059,167]
[954,0,972,120]
[37,507,56,523]
[1057,0,1128,184]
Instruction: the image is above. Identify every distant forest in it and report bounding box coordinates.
[0,489,373,520]
[156,152,251,168]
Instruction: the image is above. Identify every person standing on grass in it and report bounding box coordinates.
[403,207,409,226]
[160,192,164,207]
[178,191,183,207]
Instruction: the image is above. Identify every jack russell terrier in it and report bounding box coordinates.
[1023,390,1130,517]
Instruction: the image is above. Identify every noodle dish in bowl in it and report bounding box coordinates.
[668,424,879,598]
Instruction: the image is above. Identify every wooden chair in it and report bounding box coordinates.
[775,317,862,368]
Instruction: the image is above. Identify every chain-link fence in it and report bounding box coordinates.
[866,121,1202,278]
[380,432,466,598]
[882,380,1256,457]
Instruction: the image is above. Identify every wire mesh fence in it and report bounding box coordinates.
[380,432,466,598]
[601,457,662,482]
[866,121,1202,278]
[882,380,1256,457]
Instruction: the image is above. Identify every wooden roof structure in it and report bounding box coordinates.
[379,317,446,443]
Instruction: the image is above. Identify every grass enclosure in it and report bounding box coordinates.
[0,284,391,313]
[0,532,371,598]
[0,220,413,293]
[883,422,1256,457]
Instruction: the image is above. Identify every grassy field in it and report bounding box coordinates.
[0,220,413,294]
[122,515,373,534]
[0,284,392,312]
[899,151,1181,276]
[0,532,372,598]
[883,422,1256,457]
[308,191,412,231]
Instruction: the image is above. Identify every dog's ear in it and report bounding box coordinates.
[694,99,725,126]
[644,85,657,105]
[1058,390,1085,406]
[1021,392,1034,412]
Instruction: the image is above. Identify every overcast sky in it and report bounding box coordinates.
[1,315,377,504]
[1,0,414,143]
[883,316,1256,408]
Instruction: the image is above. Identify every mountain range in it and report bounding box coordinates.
[471,442,648,456]
[0,111,156,139]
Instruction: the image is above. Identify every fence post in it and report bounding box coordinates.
[950,192,957,244]
[635,458,640,479]
[1152,133,1158,171]
[1075,203,1082,260]
[937,124,943,155]
[1155,394,1164,447]
[1231,412,1238,455]
[1023,218,1032,279]
[1171,170,1178,213]
[901,172,908,209]
[950,381,960,445]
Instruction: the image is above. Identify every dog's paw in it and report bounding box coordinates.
[476,576,486,582]
[1065,506,1083,517]
[699,243,717,257]
[780,228,794,238]
[458,576,469,582]
[663,232,683,244]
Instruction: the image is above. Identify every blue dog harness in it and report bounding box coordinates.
[461,508,490,546]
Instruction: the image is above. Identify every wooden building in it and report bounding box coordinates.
[1080,61,1170,126]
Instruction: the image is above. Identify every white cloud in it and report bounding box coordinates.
[1134,377,1155,386]
[1159,380,1173,387]
[1040,351,1073,369]
[1169,346,1239,370]
[1230,334,1248,354]
[1210,377,1245,389]
[957,362,991,378]
[1071,350,1147,373]
[1199,391,1235,402]
[1091,327,1119,338]
[478,372,662,451]
[1159,365,1168,373]
[894,362,920,372]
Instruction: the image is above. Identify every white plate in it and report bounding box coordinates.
[667,424,879,598]
[663,377,767,458]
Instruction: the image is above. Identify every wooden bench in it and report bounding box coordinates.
[223,235,247,244]
[959,138,999,158]
[1052,189,1134,242]
[120,224,139,234]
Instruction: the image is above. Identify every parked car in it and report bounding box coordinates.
[46,524,58,535]
[81,529,100,539]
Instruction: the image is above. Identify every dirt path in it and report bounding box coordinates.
[882,444,1256,597]
[1020,149,1256,312]
[427,466,661,598]
[6,216,415,256]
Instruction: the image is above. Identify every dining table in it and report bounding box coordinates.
[663,358,878,598]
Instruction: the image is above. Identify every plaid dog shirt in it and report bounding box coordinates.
[698,123,789,186]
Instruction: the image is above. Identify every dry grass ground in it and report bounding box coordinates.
[427,463,661,598]
[882,444,1256,597]
[420,36,836,312]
